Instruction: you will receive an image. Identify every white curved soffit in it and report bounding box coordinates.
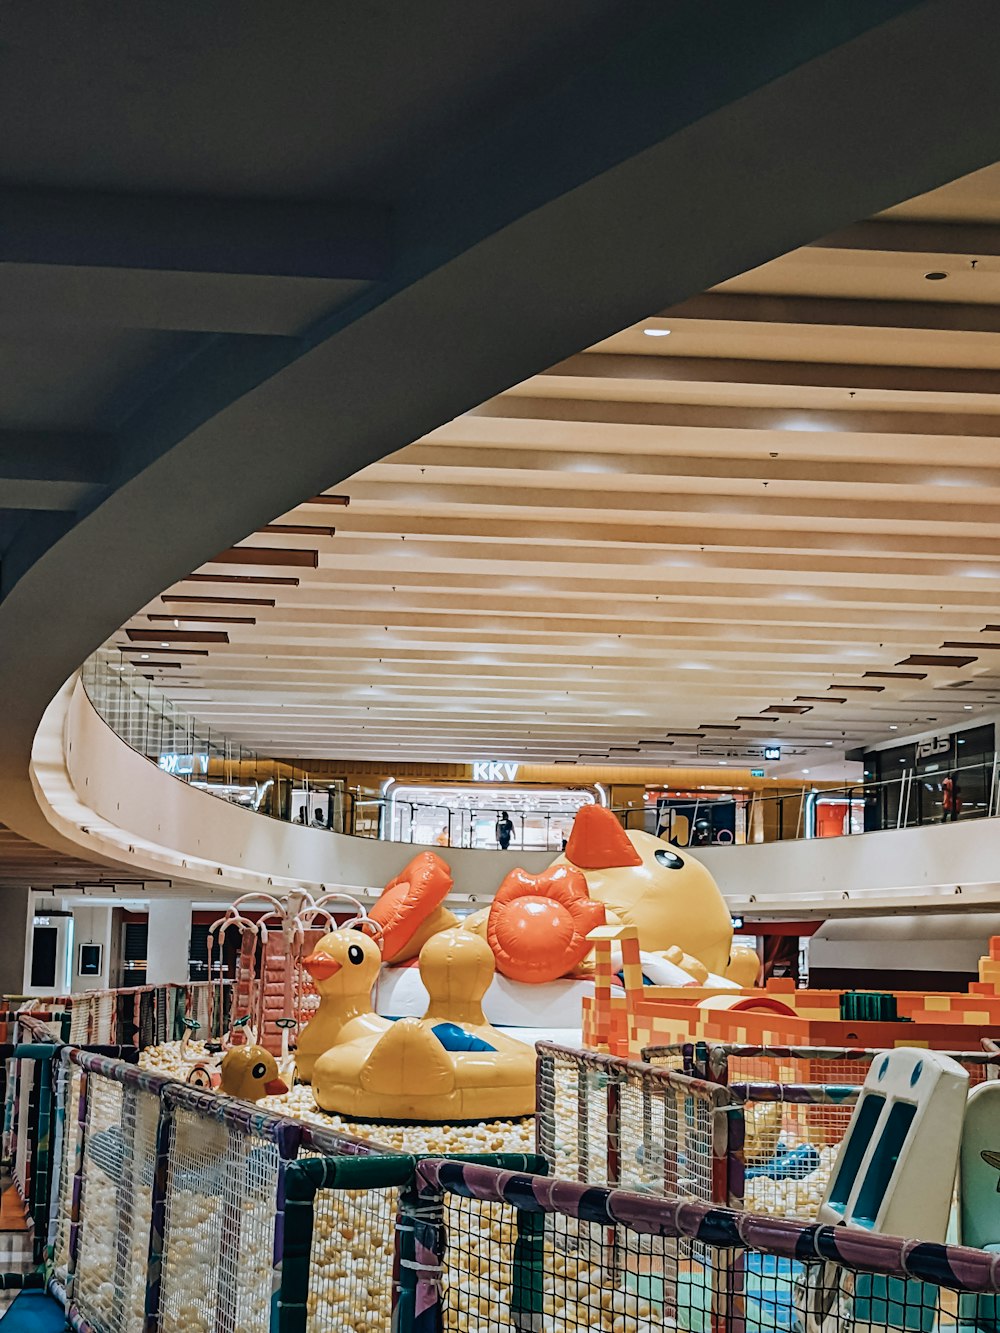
[27,675,1000,917]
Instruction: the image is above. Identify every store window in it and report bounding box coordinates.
[385,782,597,851]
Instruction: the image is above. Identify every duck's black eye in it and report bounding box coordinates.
[655,848,684,870]
[348,944,364,965]
[252,1062,267,1079]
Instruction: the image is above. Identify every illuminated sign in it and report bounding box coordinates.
[158,752,209,776]
[763,746,781,761]
[750,768,765,778]
[472,761,520,782]
[916,734,951,762]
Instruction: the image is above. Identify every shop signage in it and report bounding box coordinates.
[763,746,781,761]
[472,761,520,782]
[916,734,952,763]
[750,768,765,778]
[158,752,209,776]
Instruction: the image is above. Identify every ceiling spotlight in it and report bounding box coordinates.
[924,271,948,281]
[643,327,671,337]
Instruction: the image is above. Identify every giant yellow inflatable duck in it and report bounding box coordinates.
[365,805,756,990]
[553,805,734,975]
[298,926,535,1121]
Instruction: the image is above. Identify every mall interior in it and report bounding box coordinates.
[6,4,1000,1329]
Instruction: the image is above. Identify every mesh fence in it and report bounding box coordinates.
[307,1183,397,1331]
[737,1084,858,1221]
[158,1107,281,1333]
[74,1072,125,1328]
[425,1161,1000,1333]
[644,1041,1000,1089]
[536,1043,736,1206]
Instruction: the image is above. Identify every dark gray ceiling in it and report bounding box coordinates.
[4,0,1000,872]
[0,2,656,198]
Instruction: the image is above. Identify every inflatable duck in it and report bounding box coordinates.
[219,1045,289,1103]
[368,850,459,963]
[365,805,757,991]
[295,930,392,1083]
[299,926,535,1121]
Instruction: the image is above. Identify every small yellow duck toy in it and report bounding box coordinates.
[298,926,535,1122]
[218,1045,288,1103]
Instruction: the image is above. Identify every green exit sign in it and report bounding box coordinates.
[750,768,765,778]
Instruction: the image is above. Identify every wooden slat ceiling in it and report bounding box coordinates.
[120,162,1000,766]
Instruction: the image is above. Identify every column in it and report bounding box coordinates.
[145,899,193,985]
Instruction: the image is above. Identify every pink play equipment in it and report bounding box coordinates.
[207,890,376,1057]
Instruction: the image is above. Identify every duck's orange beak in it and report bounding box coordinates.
[264,1077,288,1095]
[303,952,341,981]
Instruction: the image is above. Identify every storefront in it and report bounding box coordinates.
[384,780,599,851]
[861,722,997,830]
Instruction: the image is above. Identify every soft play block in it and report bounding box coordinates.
[818,1048,968,1243]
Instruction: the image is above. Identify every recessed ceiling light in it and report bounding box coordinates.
[161,642,169,647]
[719,760,727,765]
[924,271,948,281]
[141,654,149,660]
[802,769,810,775]
[889,725,897,730]
[826,741,834,746]
[643,327,671,337]
[964,704,974,709]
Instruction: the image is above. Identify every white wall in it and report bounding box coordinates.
[809,913,1000,975]
[69,905,113,991]
[698,819,1000,917]
[146,900,192,985]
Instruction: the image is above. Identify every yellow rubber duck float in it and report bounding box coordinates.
[297,926,535,1121]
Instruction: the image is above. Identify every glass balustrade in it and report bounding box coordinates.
[80,645,1000,850]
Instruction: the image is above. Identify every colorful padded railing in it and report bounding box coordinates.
[10,1013,544,1333]
[64,981,230,1049]
[410,1156,1000,1333]
[12,1015,1000,1332]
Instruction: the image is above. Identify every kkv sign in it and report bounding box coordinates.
[472,761,520,782]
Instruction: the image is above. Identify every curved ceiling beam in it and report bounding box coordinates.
[5,0,1000,854]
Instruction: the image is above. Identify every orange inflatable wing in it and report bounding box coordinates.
[487,864,605,984]
[370,851,455,963]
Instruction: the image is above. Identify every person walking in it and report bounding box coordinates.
[496,809,514,850]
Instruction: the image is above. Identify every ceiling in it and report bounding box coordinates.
[114,162,1000,769]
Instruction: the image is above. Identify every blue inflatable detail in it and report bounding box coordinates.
[431,1022,496,1053]
[746,1143,821,1181]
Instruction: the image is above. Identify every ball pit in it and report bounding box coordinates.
[135,1038,834,1330]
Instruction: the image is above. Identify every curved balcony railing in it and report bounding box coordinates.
[81,645,1000,851]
